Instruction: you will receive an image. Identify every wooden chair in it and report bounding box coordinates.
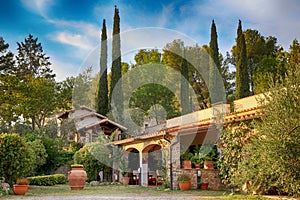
[132,170,140,185]
[155,169,166,186]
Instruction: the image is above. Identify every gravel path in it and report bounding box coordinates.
[6,193,211,200]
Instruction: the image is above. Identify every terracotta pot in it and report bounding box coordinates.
[195,163,201,169]
[182,160,192,169]
[122,177,130,185]
[178,181,191,190]
[200,182,209,190]
[204,161,214,169]
[13,185,29,195]
[68,165,87,190]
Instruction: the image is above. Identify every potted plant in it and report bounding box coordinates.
[203,156,214,169]
[191,146,203,169]
[200,179,209,190]
[13,178,30,195]
[119,159,130,184]
[68,164,87,190]
[180,151,193,169]
[177,174,191,190]
[198,143,219,169]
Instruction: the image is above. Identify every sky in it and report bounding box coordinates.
[1,0,300,81]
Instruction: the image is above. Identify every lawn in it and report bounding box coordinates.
[3,184,269,199]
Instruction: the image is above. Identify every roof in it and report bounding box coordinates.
[112,94,266,146]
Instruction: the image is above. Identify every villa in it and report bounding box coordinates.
[59,93,264,190]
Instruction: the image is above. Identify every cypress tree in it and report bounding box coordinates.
[235,20,250,99]
[180,48,191,115]
[97,19,109,115]
[110,5,123,123]
[209,20,221,69]
[209,20,224,103]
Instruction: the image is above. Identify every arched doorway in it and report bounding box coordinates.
[142,144,163,185]
[125,148,140,185]
[127,148,140,171]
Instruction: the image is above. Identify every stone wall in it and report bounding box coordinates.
[172,168,226,190]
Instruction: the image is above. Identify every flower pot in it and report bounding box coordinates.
[122,177,130,185]
[200,182,209,190]
[13,185,29,195]
[182,160,192,169]
[68,165,87,190]
[195,163,201,169]
[203,161,214,169]
[178,181,191,190]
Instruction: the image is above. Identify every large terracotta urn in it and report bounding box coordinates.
[68,165,87,190]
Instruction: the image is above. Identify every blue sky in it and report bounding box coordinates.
[1,0,300,81]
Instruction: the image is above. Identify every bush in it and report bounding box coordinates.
[37,137,73,175]
[53,174,67,184]
[28,174,66,186]
[26,139,48,172]
[73,142,107,182]
[0,133,34,185]
[177,174,190,182]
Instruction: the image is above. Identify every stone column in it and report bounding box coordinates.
[140,152,148,186]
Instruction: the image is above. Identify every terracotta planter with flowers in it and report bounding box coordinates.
[14,178,30,195]
[177,174,191,190]
[203,161,214,169]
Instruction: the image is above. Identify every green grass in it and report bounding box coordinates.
[3,184,269,199]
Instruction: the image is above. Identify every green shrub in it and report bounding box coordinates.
[73,143,107,182]
[53,174,67,184]
[0,133,34,185]
[26,139,48,171]
[177,174,191,182]
[37,137,73,175]
[28,174,66,186]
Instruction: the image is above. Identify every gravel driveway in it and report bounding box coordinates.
[6,193,214,200]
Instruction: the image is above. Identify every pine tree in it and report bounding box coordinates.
[97,19,109,115]
[16,34,55,82]
[180,48,191,114]
[110,5,123,123]
[209,20,224,103]
[235,20,250,99]
[15,34,56,130]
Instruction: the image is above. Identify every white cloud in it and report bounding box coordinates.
[195,0,300,49]
[50,57,79,81]
[47,19,100,38]
[51,32,93,50]
[20,0,53,17]
[158,3,175,27]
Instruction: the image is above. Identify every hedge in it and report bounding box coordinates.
[28,174,67,186]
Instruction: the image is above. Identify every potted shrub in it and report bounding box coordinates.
[13,178,30,195]
[200,179,209,190]
[119,159,130,184]
[203,156,214,169]
[191,146,203,169]
[68,164,87,190]
[180,151,193,169]
[177,174,191,190]
[198,143,219,169]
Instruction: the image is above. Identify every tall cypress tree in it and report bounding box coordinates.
[97,19,109,115]
[209,20,224,103]
[110,5,123,123]
[235,20,250,99]
[180,48,191,115]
